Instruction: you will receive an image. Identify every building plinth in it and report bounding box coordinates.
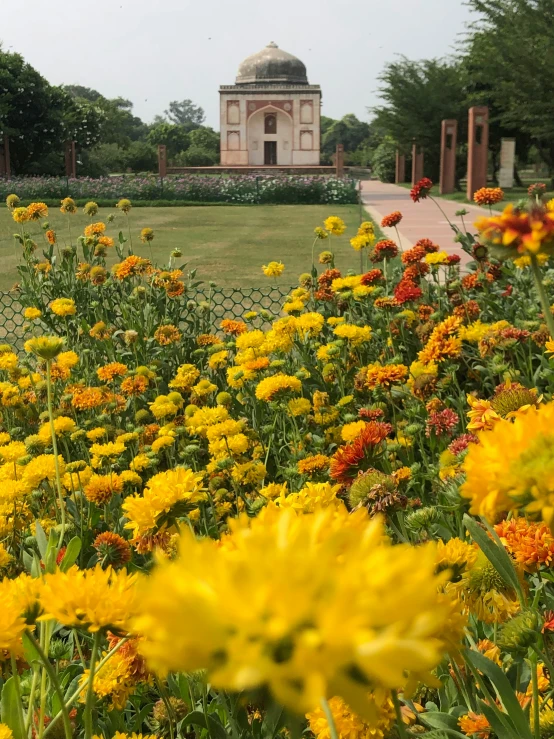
[439,120,457,195]
[411,144,424,185]
[395,151,405,184]
[466,106,489,200]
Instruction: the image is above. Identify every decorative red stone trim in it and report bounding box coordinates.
[246,100,293,119]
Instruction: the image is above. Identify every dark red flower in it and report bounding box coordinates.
[446,254,461,265]
[425,408,459,438]
[448,433,478,455]
[528,182,547,198]
[358,407,385,420]
[394,278,423,304]
[371,240,398,262]
[360,269,383,285]
[415,238,439,254]
[410,177,434,203]
[401,245,426,265]
[318,268,341,287]
[403,262,429,280]
[502,284,513,298]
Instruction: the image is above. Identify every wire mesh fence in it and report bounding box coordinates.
[0,285,293,353]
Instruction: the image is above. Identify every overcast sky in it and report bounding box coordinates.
[3,0,475,128]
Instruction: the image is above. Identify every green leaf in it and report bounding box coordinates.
[182,710,228,739]
[60,537,81,572]
[22,632,41,666]
[1,677,25,739]
[34,520,48,558]
[479,700,518,739]
[420,712,461,731]
[464,649,533,739]
[463,514,524,601]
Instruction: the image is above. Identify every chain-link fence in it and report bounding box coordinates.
[0,286,293,353]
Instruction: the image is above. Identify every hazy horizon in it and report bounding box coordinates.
[2,0,475,128]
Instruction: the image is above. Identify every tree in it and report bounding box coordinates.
[164,99,205,128]
[320,114,374,165]
[0,47,102,174]
[372,57,467,181]
[188,127,219,154]
[463,0,554,175]
[146,122,191,159]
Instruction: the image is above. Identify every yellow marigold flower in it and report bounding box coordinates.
[6,194,20,211]
[235,330,265,351]
[185,406,229,436]
[97,362,128,382]
[149,395,180,419]
[39,565,137,633]
[123,467,205,540]
[418,316,462,364]
[462,400,554,525]
[0,352,18,371]
[208,350,228,370]
[436,538,477,577]
[169,363,200,390]
[0,543,12,570]
[255,373,302,402]
[50,298,76,317]
[327,316,345,326]
[350,234,370,251]
[282,299,305,314]
[26,202,48,220]
[297,454,330,476]
[456,553,520,624]
[341,420,367,442]
[60,197,77,214]
[0,440,26,464]
[135,509,462,714]
[476,638,502,667]
[306,694,394,739]
[331,275,362,293]
[151,436,175,454]
[37,416,77,442]
[140,227,154,243]
[296,312,324,337]
[90,441,126,458]
[22,454,66,489]
[0,578,27,652]
[466,394,500,432]
[24,307,41,321]
[25,336,64,360]
[57,350,79,369]
[192,379,217,397]
[83,201,98,216]
[514,253,549,269]
[324,216,347,235]
[62,464,93,492]
[458,712,490,738]
[12,207,28,224]
[314,226,329,240]
[333,324,372,346]
[425,250,449,265]
[263,261,284,277]
[116,199,132,214]
[287,397,311,417]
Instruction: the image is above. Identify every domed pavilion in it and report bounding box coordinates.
[219,42,322,167]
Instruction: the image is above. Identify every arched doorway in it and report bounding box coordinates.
[247,108,293,166]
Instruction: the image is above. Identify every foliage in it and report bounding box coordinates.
[173,146,219,167]
[0,175,358,204]
[164,98,206,127]
[369,135,397,183]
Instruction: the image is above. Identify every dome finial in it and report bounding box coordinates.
[267,41,278,48]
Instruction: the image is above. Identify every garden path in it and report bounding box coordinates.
[361,179,491,267]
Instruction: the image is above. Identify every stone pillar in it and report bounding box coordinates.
[498,138,516,189]
[466,106,489,200]
[395,151,405,184]
[411,143,424,185]
[439,120,457,195]
[0,135,11,178]
[335,144,344,177]
[158,145,167,178]
[64,140,76,178]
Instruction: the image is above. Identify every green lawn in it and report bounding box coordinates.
[0,204,373,291]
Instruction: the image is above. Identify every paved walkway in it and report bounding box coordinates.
[361,180,490,266]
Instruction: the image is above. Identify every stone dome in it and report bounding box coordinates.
[236,42,308,85]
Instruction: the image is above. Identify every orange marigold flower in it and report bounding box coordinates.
[113,255,152,280]
[27,202,48,220]
[243,357,270,371]
[84,474,123,505]
[458,712,490,738]
[381,211,402,228]
[71,386,106,411]
[371,240,398,262]
[154,324,181,346]
[197,333,222,346]
[220,319,247,335]
[466,394,500,432]
[374,296,400,309]
[45,229,56,245]
[401,245,426,264]
[330,421,392,485]
[365,363,408,389]
[97,236,114,248]
[474,187,504,206]
[121,375,149,396]
[97,362,128,382]
[84,222,106,237]
[93,532,131,567]
[495,517,554,571]
[297,454,330,475]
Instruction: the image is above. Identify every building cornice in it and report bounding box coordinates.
[219,84,321,94]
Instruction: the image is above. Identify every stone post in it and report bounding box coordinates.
[64,140,76,178]
[411,143,424,185]
[0,135,11,178]
[498,138,516,189]
[335,144,345,177]
[395,151,405,184]
[158,145,167,178]
[466,106,489,200]
[439,120,457,195]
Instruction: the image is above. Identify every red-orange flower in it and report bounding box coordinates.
[410,177,433,203]
[381,211,402,228]
[474,187,504,206]
[220,319,247,336]
[459,712,490,738]
[330,421,392,484]
[371,240,398,262]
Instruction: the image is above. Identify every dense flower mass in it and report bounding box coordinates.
[1,184,554,737]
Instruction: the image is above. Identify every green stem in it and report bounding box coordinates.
[10,654,26,739]
[25,630,73,739]
[319,697,339,739]
[84,632,101,739]
[530,254,554,338]
[46,361,66,553]
[531,653,540,739]
[391,690,409,739]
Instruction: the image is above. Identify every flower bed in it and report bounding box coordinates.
[0,174,358,205]
[0,187,554,739]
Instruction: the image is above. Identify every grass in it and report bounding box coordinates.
[0,204,373,291]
